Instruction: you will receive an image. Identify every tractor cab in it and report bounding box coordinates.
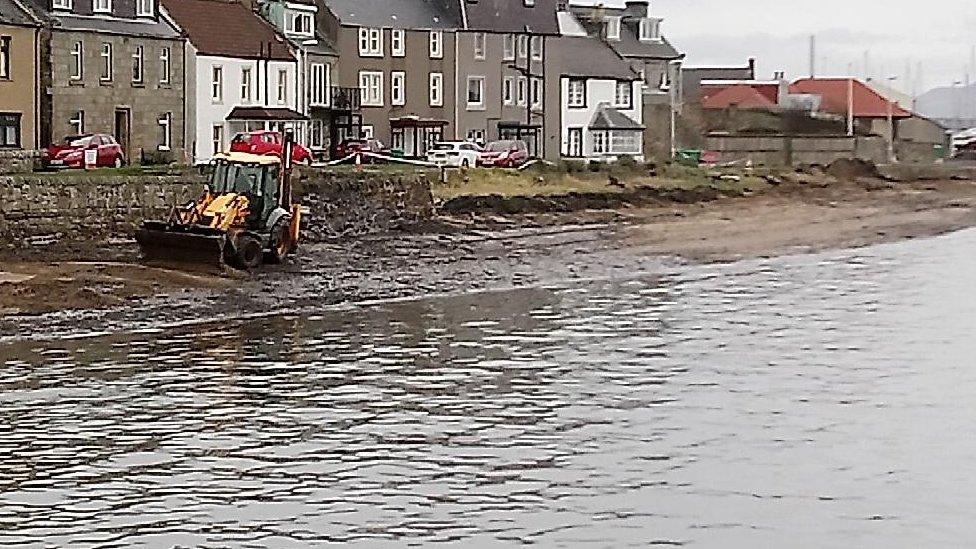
[209,153,283,228]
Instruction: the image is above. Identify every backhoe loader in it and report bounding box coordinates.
[135,132,301,269]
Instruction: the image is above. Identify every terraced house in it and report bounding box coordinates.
[27,0,186,161]
[0,0,41,150]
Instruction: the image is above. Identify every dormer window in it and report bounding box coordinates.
[286,11,314,37]
[93,0,111,14]
[605,16,621,41]
[136,0,153,17]
[52,0,71,10]
[639,18,662,41]
[523,0,535,5]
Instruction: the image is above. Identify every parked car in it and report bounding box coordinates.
[42,134,125,169]
[334,138,387,161]
[427,141,482,167]
[230,130,313,164]
[478,140,530,168]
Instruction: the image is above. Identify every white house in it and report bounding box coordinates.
[161,0,302,164]
[554,35,644,162]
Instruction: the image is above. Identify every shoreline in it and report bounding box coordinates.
[1,175,975,339]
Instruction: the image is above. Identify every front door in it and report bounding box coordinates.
[568,128,583,157]
[114,108,131,162]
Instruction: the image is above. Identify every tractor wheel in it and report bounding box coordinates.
[234,235,264,270]
[265,217,293,264]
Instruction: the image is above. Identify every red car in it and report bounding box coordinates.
[478,140,530,168]
[230,130,313,164]
[334,138,387,161]
[42,134,125,169]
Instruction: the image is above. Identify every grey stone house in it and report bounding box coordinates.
[26,0,186,161]
[319,0,459,158]
[458,0,560,159]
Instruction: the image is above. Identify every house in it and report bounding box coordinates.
[27,0,186,161]
[256,0,341,158]
[458,0,560,158]
[319,0,460,158]
[160,0,299,164]
[790,78,911,143]
[700,84,778,111]
[551,35,643,162]
[0,0,40,151]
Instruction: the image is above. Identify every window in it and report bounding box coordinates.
[605,16,621,40]
[592,130,606,154]
[131,45,143,84]
[241,67,252,102]
[611,131,640,153]
[286,11,313,36]
[100,43,112,81]
[159,47,170,85]
[503,76,514,105]
[503,34,514,60]
[567,78,586,107]
[69,110,85,135]
[391,29,405,57]
[359,71,383,106]
[391,128,404,151]
[158,112,171,151]
[530,35,542,60]
[358,28,382,57]
[211,65,222,101]
[429,72,443,106]
[466,129,485,143]
[517,35,528,58]
[310,119,324,149]
[0,37,9,80]
[615,80,632,109]
[69,41,83,81]
[136,0,152,17]
[52,0,71,9]
[517,76,527,106]
[93,0,111,13]
[467,76,484,109]
[361,125,374,139]
[277,69,287,104]
[474,32,486,60]
[212,125,223,156]
[640,18,661,41]
[429,30,443,59]
[310,63,326,106]
[391,71,405,106]
[531,77,542,108]
[0,113,20,148]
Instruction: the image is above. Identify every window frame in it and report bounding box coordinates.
[530,35,542,61]
[52,0,71,9]
[241,67,252,103]
[0,36,10,80]
[0,112,21,148]
[358,28,383,57]
[517,76,527,106]
[567,78,586,108]
[69,110,85,136]
[158,112,171,151]
[466,76,485,110]
[605,16,621,41]
[159,46,170,85]
[503,34,515,61]
[310,63,326,106]
[69,41,83,81]
[503,76,514,106]
[93,0,111,14]
[473,32,486,60]
[359,70,384,107]
[276,68,288,105]
[131,45,144,84]
[211,65,223,102]
[531,77,542,109]
[391,70,405,106]
[429,30,443,59]
[391,29,405,57]
[212,124,224,156]
[614,80,633,109]
[429,72,443,107]
[99,42,113,82]
[136,0,153,17]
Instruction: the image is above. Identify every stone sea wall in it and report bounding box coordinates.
[0,169,434,247]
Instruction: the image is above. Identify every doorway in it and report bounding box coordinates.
[114,108,131,163]
[567,127,583,157]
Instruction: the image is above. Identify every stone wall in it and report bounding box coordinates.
[0,168,434,246]
[0,150,39,175]
[704,134,888,166]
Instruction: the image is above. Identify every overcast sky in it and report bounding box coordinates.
[643,0,975,94]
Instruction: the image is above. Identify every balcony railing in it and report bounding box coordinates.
[330,87,361,111]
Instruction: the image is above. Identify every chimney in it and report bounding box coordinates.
[623,0,648,19]
[747,57,756,79]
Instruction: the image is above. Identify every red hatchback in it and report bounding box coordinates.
[230,130,313,164]
[334,138,387,160]
[478,140,530,168]
[42,134,125,169]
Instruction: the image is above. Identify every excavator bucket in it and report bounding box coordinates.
[135,221,229,269]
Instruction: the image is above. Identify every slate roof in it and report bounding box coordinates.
[161,0,293,61]
[551,36,637,80]
[590,106,643,130]
[0,0,39,26]
[48,13,180,38]
[323,0,461,30]
[464,0,559,34]
[791,78,912,119]
[609,26,681,60]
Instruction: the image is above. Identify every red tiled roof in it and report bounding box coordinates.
[701,85,777,110]
[790,78,911,119]
[161,0,294,61]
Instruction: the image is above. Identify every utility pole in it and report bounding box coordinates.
[809,35,816,78]
[847,77,854,137]
[886,75,898,163]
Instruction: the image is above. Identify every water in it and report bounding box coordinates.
[3,231,976,547]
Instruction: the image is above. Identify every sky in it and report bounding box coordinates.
[614,0,976,94]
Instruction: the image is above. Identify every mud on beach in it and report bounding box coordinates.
[2,173,976,340]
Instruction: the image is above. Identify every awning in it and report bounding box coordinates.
[390,116,447,128]
[589,107,644,131]
[226,107,309,121]
[497,121,542,129]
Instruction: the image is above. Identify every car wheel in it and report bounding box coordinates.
[113,156,124,168]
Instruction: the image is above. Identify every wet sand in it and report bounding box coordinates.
[1,176,975,324]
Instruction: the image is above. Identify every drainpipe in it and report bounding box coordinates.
[34,25,40,149]
[453,30,459,140]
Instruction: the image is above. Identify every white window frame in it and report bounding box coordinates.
[241,67,252,103]
[159,46,170,85]
[466,76,485,110]
[136,0,153,17]
[474,32,486,60]
[310,63,326,106]
[466,129,486,143]
[358,28,383,57]
[52,0,71,9]
[615,80,632,108]
[361,125,374,139]
[592,130,607,154]
[359,70,383,107]
[158,112,171,151]
[211,65,222,102]
[517,35,528,58]
[640,18,662,42]
[212,124,223,156]
[70,41,83,81]
[429,30,443,59]
[530,35,542,61]
[93,0,111,13]
[276,69,288,105]
[70,110,84,135]
[286,11,314,37]
[610,130,641,154]
[503,76,514,106]
[517,76,527,106]
[503,34,514,61]
[531,77,542,109]
[605,16,621,41]
[99,43,112,82]
[391,29,405,57]
[567,78,586,108]
[391,71,405,106]
[429,72,443,107]
[131,45,143,84]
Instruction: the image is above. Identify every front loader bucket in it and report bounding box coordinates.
[135,221,229,269]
